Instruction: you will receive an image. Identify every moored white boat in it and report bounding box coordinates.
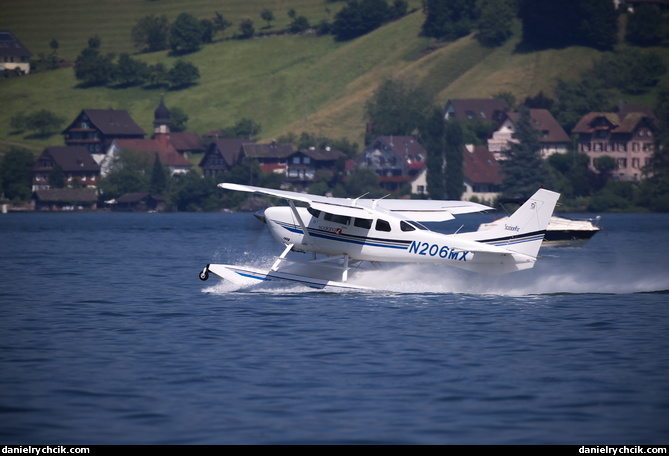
[478,215,601,248]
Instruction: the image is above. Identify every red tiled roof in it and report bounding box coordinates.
[113,139,192,168]
[462,145,502,185]
[507,109,570,143]
[446,98,509,121]
[167,132,205,152]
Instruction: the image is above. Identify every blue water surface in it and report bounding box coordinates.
[1,211,668,444]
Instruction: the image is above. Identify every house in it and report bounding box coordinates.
[572,104,656,181]
[488,109,570,160]
[62,108,146,157]
[113,193,165,212]
[33,188,98,211]
[199,138,255,177]
[241,141,295,175]
[361,136,426,192]
[102,100,192,176]
[0,31,32,76]
[285,147,346,187]
[168,131,205,156]
[410,144,502,202]
[444,98,509,123]
[150,98,204,156]
[461,144,502,202]
[31,146,100,191]
[104,138,192,177]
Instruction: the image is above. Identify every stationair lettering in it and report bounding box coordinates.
[408,241,469,261]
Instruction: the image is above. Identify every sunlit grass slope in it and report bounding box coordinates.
[1,1,621,155]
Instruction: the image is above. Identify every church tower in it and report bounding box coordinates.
[153,97,171,146]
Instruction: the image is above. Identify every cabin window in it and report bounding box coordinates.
[307,207,321,218]
[324,212,351,225]
[354,218,372,229]
[400,221,416,232]
[375,219,391,232]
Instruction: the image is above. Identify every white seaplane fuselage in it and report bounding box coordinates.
[199,184,561,289]
[263,204,540,274]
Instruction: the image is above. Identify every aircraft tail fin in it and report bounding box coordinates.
[461,188,560,260]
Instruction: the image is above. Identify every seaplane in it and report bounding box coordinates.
[199,183,560,291]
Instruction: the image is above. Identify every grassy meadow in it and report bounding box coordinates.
[1,0,660,157]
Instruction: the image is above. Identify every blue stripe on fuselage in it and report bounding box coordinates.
[275,221,410,250]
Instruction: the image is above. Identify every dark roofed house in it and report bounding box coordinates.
[33,188,98,211]
[168,131,205,156]
[113,193,165,212]
[199,138,256,177]
[31,146,101,191]
[241,141,295,175]
[444,98,509,123]
[62,108,146,156]
[285,147,346,187]
[0,31,32,75]
[361,136,426,192]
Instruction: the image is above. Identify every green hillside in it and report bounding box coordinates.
[0,1,624,155]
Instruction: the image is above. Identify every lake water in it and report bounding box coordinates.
[1,210,668,444]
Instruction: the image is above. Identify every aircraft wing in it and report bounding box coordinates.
[218,183,493,222]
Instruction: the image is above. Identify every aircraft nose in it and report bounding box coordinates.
[253,210,266,223]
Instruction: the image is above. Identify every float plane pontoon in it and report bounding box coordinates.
[199,183,560,291]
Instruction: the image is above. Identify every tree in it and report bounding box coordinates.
[420,108,446,199]
[98,149,153,200]
[421,0,479,41]
[239,18,255,39]
[552,78,610,133]
[24,109,66,137]
[169,13,204,54]
[332,0,392,41]
[261,9,275,28]
[169,107,189,132]
[289,15,310,34]
[149,153,168,195]
[520,0,617,50]
[365,79,431,140]
[131,15,170,52]
[46,38,61,70]
[590,49,667,95]
[212,12,233,38]
[476,0,516,47]
[167,60,200,89]
[49,164,66,189]
[147,62,168,88]
[500,107,552,198]
[444,120,464,200]
[0,147,34,202]
[578,0,617,50]
[626,3,664,46]
[231,118,262,140]
[338,168,385,198]
[73,36,115,86]
[113,53,149,87]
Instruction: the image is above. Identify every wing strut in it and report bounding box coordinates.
[271,243,294,271]
[287,200,317,260]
